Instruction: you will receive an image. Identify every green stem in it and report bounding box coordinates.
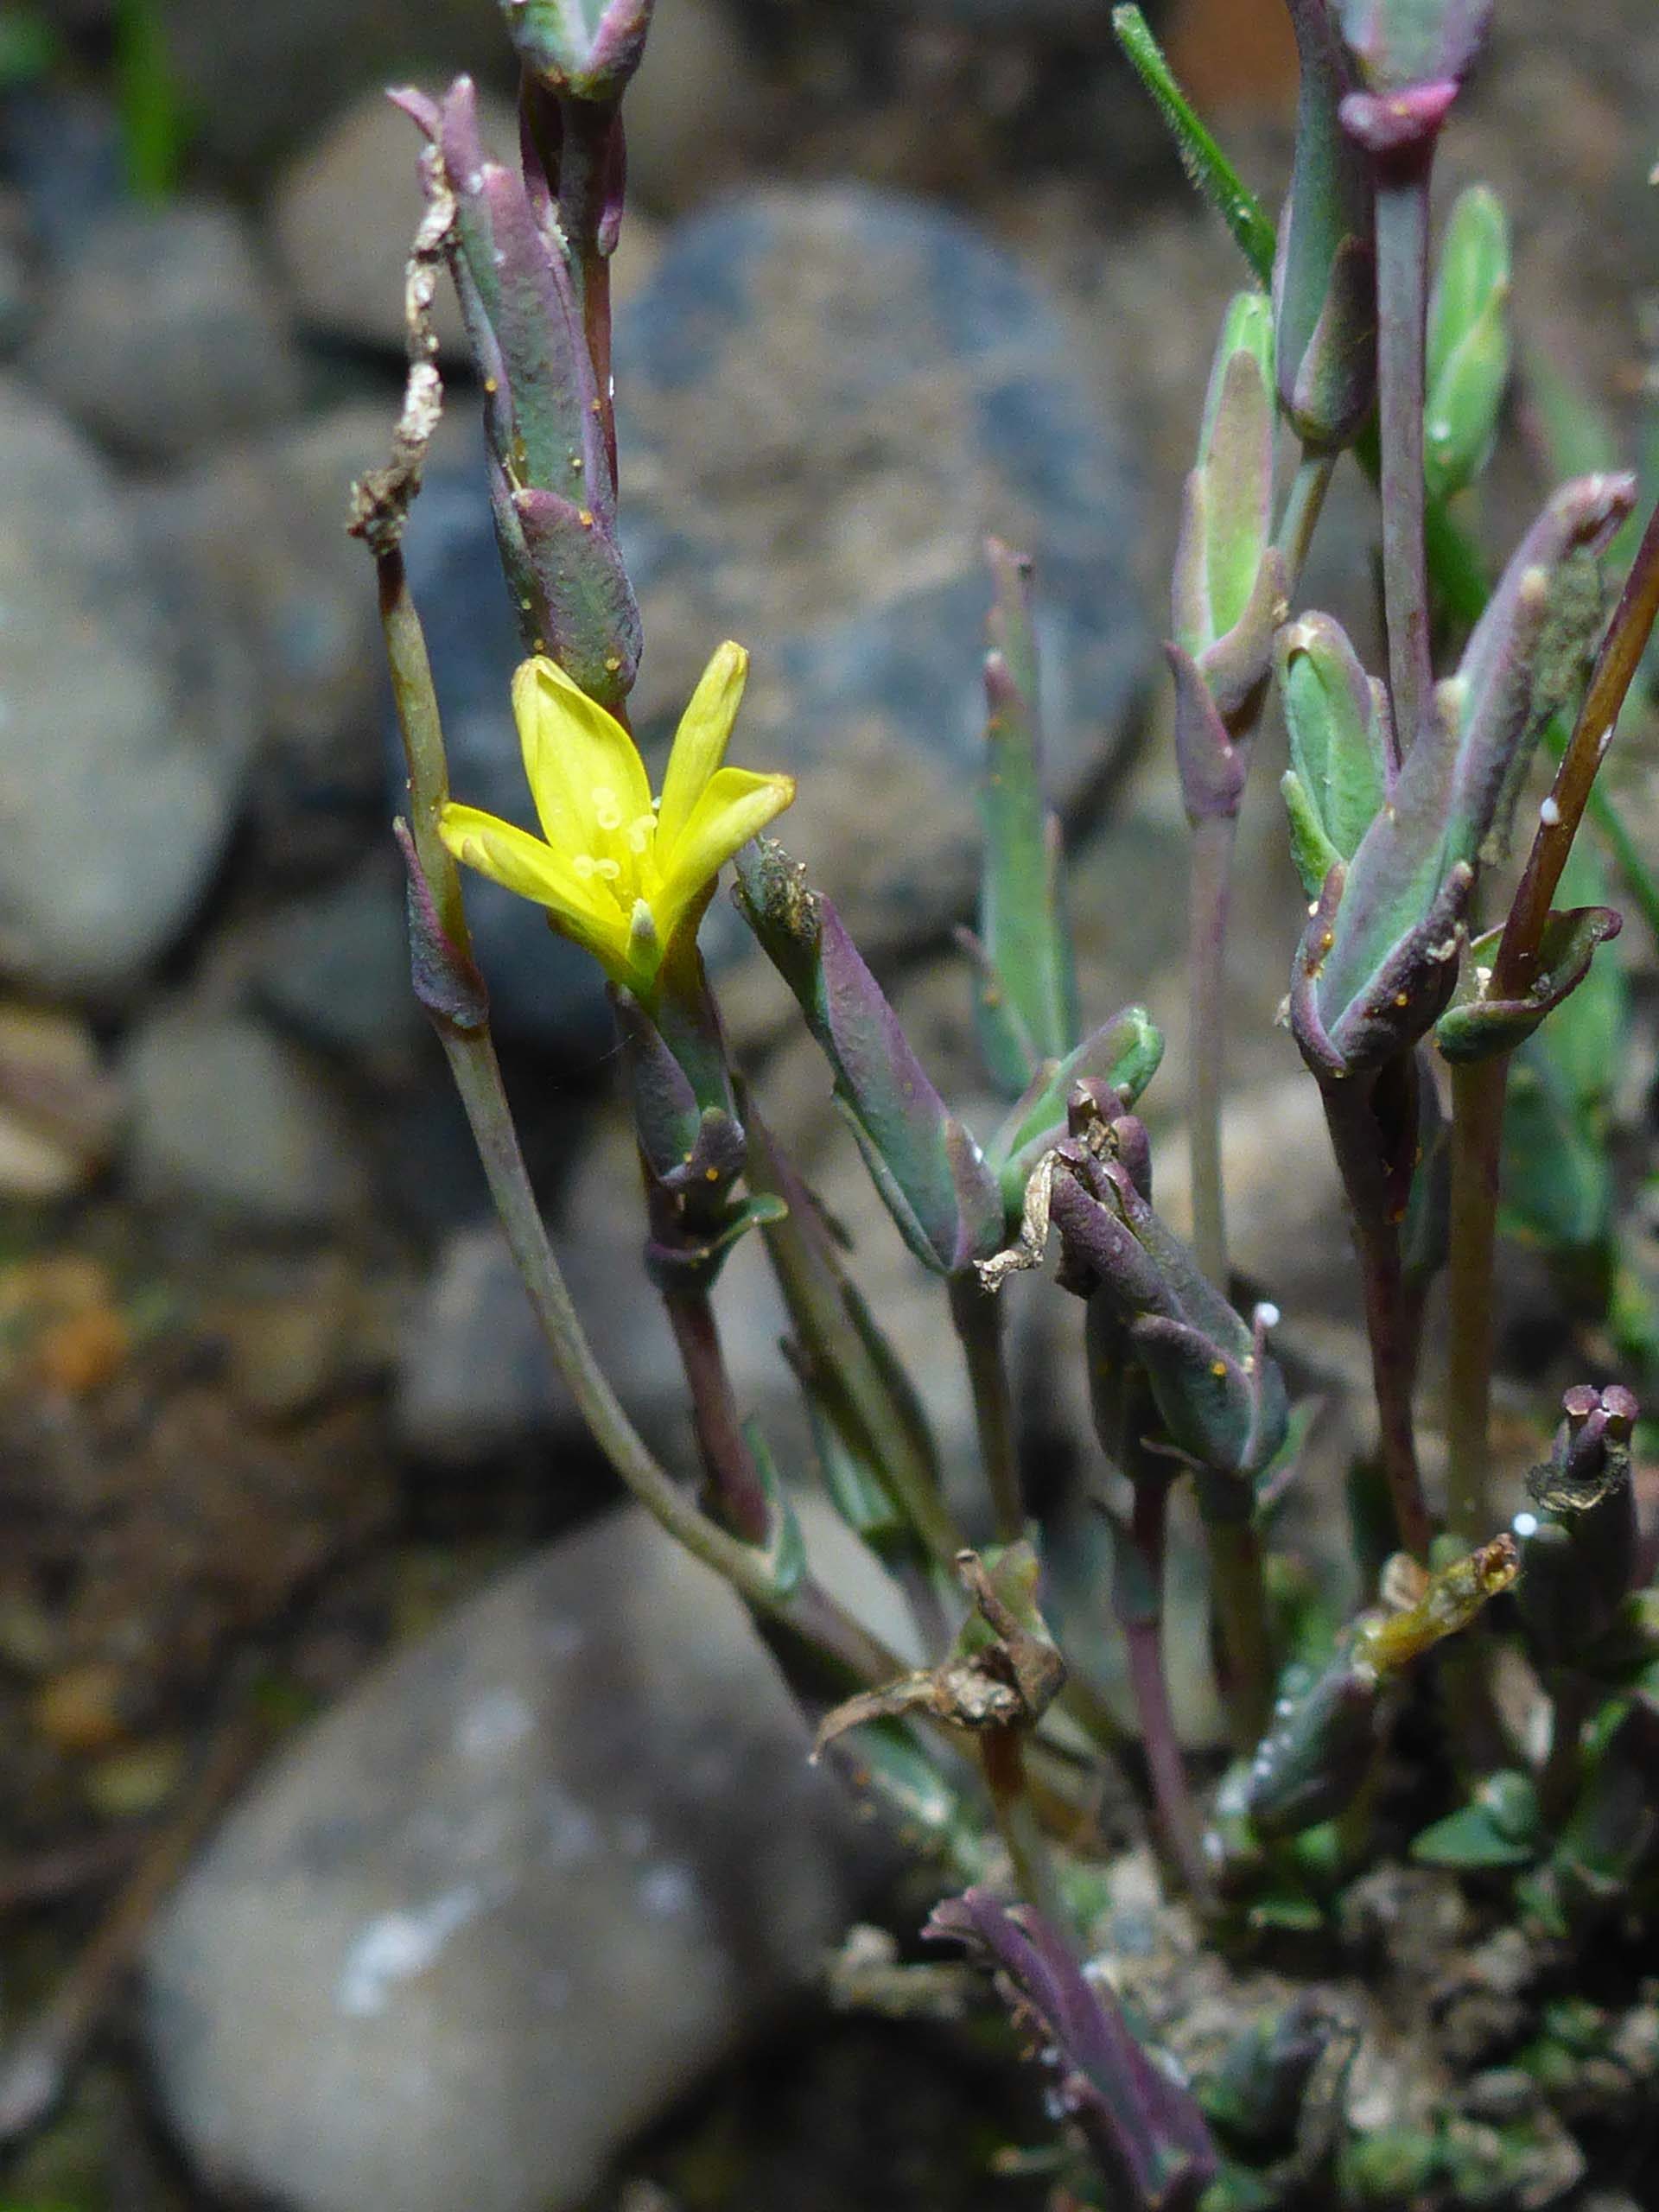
[1196,1486,1274,1752]
[1185,448,1333,1298]
[1116,1478,1211,1900]
[1318,1068,1433,1561]
[1109,6,1276,285]
[1373,149,1435,750]
[1539,1671,1593,1826]
[1186,810,1236,1291]
[1278,448,1337,584]
[949,1274,1026,1542]
[1440,502,1659,1554]
[1446,1056,1506,1547]
[663,1287,772,1544]
[980,1726,1074,1942]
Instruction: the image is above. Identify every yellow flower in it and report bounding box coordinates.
[438,642,794,997]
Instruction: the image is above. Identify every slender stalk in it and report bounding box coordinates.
[1373,150,1435,751]
[1197,1489,1274,1752]
[980,1726,1074,1942]
[1446,1056,1505,1545]
[1319,1071,1433,1560]
[664,1287,771,1544]
[1186,811,1235,1289]
[949,1274,1026,1542]
[1116,1478,1211,1899]
[1184,448,1334,1294]
[1278,447,1336,583]
[1539,1671,1594,1826]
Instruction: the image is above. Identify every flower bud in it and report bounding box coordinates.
[1274,0,1376,449]
[1332,0,1491,86]
[1292,474,1635,1077]
[734,842,1005,1277]
[1046,1117,1287,1484]
[1515,1384,1641,1667]
[397,79,640,705]
[1424,186,1511,499]
[499,0,658,102]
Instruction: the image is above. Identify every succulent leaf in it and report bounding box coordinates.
[1424,184,1512,499]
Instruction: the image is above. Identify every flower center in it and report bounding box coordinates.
[572,785,660,911]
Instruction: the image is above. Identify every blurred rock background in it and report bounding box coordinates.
[0,0,1653,2206]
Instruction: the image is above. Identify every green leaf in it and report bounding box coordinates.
[974,540,1078,1092]
[1110,8,1276,285]
[746,1418,807,1598]
[1411,1770,1541,1868]
[1424,186,1511,499]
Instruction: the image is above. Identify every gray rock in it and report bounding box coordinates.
[145,1508,886,2212]
[135,401,429,876]
[160,0,508,178]
[251,858,422,1063]
[124,1009,367,1230]
[23,200,302,461]
[0,378,253,999]
[270,88,498,361]
[620,0,761,216]
[618,184,1147,978]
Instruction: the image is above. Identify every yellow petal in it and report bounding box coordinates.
[656,641,749,852]
[654,766,795,942]
[438,803,616,936]
[511,656,651,852]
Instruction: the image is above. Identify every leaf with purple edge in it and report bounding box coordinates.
[923,1887,1218,2211]
[1435,905,1623,1065]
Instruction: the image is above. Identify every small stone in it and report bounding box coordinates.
[124,1009,367,1231]
[145,1508,886,2212]
[24,200,302,461]
[0,1002,123,1199]
[0,378,254,999]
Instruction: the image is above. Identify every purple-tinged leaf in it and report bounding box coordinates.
[925,1888,1218,2211]
[1436,905,1622,1064]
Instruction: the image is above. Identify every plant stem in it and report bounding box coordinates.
[949,1274,1026,1542]
[1115,1477,1211,1899]
[1196,1481,1274,1751]
[1186,810,1236,1290]
[1446,1056,1505,1545]
[1278,447,1336,583]
[1539,1671,1594,1826]
[1373,149,1434,751]
[1318,1069,1433,1560]
[1184,447,1333,1295]
[980,1726,1074,1941]
[664,1287,771,1544]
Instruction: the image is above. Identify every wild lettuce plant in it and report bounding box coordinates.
[354,0,1659,2201]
